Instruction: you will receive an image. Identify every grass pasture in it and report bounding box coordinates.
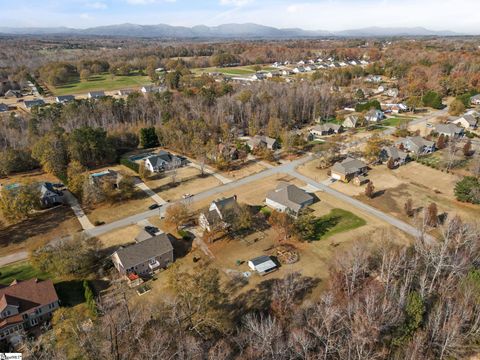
[51,73,152,96]
[382,117,413,127]
[192,65,277,77]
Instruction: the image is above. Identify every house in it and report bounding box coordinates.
[89,169,122,187]
[0,103,8,112]
[396,136,435,155]
[144,151,183,173]
[4,90,22,98]
[293,67,306,74]
[375,85,385,94]
[265,182,314,216]
[39,182,63,208]
[297,60,305,65]
[199,195,240,232]
[365,75,382,83]
[141,85,166,94]
[452,114,478,129]
[1,182,62,208]
[379,146,409,166]
[434,123,464,138]
[0,278,60,344]
[281,69,293,76]
[386,88,399,98]
[331,158,368,182]
[24,99,45,110]
[87,91,105,100]
[246,135,279,151]
[251,72,267,81]
[470,94,480,105]
[55,95,75,104]
[112,233,174,276]
[210,143,239,161]
[343,115,359,128]
[305,65,317,72]
[248,256,278,275]
[365,109,385,123]
[309,124,343,138]
[265,71,281,78]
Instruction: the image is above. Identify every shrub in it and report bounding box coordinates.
[120,158,139,173]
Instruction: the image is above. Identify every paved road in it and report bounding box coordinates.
[0,150,435,266]
[291,170,434,243]
[85,156,313,238]
[0,251,29,267]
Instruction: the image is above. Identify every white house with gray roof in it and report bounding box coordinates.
[112,233,174,276]
[470,94,480,105]
[309,124,343,138]
[246,135,279,151]
[144,151,183,173]
[265,182,314,216]
[248,255,278,275]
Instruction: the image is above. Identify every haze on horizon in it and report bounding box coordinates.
[0,0,479,34]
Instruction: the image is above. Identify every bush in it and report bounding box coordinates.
[422,91,444,109]
[454,176,480,204]
[120,158,139,173]
[355,100,381,112]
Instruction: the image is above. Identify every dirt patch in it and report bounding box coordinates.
[220,160,267,180]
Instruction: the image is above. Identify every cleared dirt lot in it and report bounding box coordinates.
[219,160,268,180]
[341,162,478,224]
[145,166,222,201]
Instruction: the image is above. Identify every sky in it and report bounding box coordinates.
[0,0,479,34]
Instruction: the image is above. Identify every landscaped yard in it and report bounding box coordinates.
[314,208,366,239]
[0,261,49,284]
[50,73,152,96]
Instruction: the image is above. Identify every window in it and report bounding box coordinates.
[149,258,157,265]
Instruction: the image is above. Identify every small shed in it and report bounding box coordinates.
[353,175,369,186]
[248,256,278,275]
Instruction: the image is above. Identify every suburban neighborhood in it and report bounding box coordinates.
[0,6,479,359]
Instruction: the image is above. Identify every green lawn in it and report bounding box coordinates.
[382,117,413,127]
[51,73,152,96]
[0,261,85,307]
[192,65,277,77]
[0,261,49,285]
[314,208,366,240]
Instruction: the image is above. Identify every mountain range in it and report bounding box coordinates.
[0,23,462,38]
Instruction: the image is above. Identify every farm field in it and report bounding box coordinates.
[50,73,152,96]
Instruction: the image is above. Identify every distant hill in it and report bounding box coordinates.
[0,23,463,38]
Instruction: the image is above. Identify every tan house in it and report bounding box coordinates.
[331,158,368,182]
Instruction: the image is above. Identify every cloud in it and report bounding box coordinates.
[220,0,253,6]
[80,13,94,20]
[86,2,108,9]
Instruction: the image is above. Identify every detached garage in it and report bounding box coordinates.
[248,256,278,276]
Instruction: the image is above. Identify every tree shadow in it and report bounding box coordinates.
[0,205,80,249]
[55,280,85,307]
[311,216,341,240]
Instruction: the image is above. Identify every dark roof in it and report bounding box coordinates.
[114,233,174,269]
[56,95,75,102]
[382,146,408,160]
[0,103,8,112]
[266,182,313,212]
[88,91,105,98]
[249,255,273,266]
[24,99,45,108]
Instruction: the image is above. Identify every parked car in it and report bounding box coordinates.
[148,204,160,210]
[144,226,160,236]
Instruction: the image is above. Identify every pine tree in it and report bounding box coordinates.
[365,181,375,198]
